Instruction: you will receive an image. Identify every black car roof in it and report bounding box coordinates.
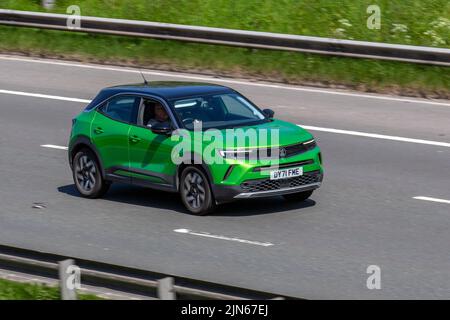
[83,81,236,111]
[102,81,234,100]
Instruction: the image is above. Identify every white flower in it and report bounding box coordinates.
[391,24,408,33]
[430,17,450,29]
[424,30,446,46]
[338,19,352,28]
[334,28,346,37]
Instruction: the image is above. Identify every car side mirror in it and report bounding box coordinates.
[151,122,172,135]
[263,108,275,118]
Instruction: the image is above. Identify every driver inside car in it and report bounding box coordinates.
[146,102,171,128]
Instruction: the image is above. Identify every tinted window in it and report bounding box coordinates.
[171,93,266,130]
[100,96,139,123]
[220,95,257,118]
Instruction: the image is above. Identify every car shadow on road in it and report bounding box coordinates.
[58,183,187,213]
[214,198,316,217]
[58,184,316,217]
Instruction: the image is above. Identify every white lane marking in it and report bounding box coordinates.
[1,55,449,107]
[174,228,274,247]
[277,105,306,110]
[41,144,68,150]
[0,89,91,103]
[413,196,450,204]
[0,88,441,148]
[39,121,450,152]
[299,124,450,148]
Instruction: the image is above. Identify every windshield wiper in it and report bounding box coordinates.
[226,119,268,129]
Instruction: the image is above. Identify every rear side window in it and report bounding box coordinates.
[99,96,139,124]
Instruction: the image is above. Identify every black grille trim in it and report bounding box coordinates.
[225,140,317,161]
[257,140,316,160]
[223,165,235,181]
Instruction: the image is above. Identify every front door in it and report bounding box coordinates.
[128,98,178,189]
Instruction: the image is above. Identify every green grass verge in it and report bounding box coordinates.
[0,1,449,97]
[1,0,449,48]
[0,278,102,300]
[0,26,448,98]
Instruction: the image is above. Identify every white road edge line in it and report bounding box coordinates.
[0,89,91,103]
[413,196,450,204]
[174,228,274,247]
[41,144,68,150]
[300,125,450,148]
[1,55,449,107]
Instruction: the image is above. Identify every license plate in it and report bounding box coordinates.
[270,167,303,180]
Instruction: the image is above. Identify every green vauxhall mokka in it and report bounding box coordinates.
[69,82,323,215]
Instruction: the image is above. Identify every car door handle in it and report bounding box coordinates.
[129,135,141,143]
[94,127,104,134]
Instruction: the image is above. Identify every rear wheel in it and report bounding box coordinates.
[180,166,216,215]
[283,190,313,202]
[72,148,110,198]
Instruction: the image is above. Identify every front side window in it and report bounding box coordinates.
[171,93,267,130]
[99,96,139,124]
[140,98,173,128]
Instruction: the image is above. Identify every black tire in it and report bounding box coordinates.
[283,190,314,202]
[72,148,110,198]
[180,166,216,215]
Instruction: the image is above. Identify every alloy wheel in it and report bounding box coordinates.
[183,171,206,209]
[75,155,97,192]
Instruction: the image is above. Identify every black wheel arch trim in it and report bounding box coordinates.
[69,135,106,179]
[175,154,215,192]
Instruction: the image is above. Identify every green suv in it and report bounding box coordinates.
[69,82,323,215]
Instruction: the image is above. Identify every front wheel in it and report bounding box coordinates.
[72,149,110,198]
[283,190,314,202]
[180,166,216,215]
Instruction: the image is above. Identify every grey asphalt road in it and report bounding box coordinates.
[0,55,449,299]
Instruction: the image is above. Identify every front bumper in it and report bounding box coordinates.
[212,171,323,203]
[235,182,321,199]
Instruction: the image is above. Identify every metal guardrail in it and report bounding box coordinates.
[0,244,295,300]
[0,9,449,67]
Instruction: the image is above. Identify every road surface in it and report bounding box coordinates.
[0,54,449,299]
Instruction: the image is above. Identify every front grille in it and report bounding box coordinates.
[227,140,316,161]
[241,170,321,193]
[256,140,316,159]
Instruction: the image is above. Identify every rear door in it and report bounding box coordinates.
[91,95,140,183]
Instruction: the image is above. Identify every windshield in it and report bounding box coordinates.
[170,93,268,130]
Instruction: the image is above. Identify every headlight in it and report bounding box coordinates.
[303,138,316,150]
